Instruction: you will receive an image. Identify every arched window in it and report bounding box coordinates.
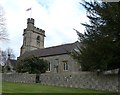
[36,36,40,46]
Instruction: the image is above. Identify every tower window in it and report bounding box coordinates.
[36,36,40,46]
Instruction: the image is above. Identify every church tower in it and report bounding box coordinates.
[20,18,45,55]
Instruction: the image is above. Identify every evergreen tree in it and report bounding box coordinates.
[72,1,120,73]
[16,56,48,74]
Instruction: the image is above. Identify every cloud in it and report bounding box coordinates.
[0,0,88,58]
[36,0,54,9]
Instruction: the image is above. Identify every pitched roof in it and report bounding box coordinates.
[20,41,78,59]
[9,59,17,68]
[5,59,17,69]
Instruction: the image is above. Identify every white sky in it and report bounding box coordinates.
[0,0,88,58]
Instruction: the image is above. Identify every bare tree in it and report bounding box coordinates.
[0,48,15,66]
[6,47,15,59]
[0,5,8,40]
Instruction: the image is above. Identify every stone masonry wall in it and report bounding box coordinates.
[2,72,119,92]
[40,72,119,92]
[2,73,36,83]
[43,54,80,73]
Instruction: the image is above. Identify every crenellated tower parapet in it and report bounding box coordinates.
[27,18,34,30]
[33,27,45,36]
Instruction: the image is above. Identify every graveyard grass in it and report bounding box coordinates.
[2,81,118,95]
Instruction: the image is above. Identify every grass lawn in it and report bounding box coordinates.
[2,81,118,95]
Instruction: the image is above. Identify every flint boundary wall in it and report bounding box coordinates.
[2,72,119,92]
[2,73,36,83]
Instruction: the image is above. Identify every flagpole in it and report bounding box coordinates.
[30,7,32,18]
[26,7,32,18]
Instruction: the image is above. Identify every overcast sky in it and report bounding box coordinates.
[0,0,88,58]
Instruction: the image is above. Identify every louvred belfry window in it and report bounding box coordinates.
[36,36,40,46]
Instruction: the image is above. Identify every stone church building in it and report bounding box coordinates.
[20,18,81,73]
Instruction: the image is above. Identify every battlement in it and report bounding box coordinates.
[27,18,34,25]
[26,18,45,35]
[24,26,45,36]
[34,26,45,34]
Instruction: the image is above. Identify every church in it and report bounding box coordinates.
[5,18,81,73]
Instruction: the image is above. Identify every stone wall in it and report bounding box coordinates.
[43,54,80,73]
[40,72,119,92]
[2,72,119,92]
[2,73,36,83]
